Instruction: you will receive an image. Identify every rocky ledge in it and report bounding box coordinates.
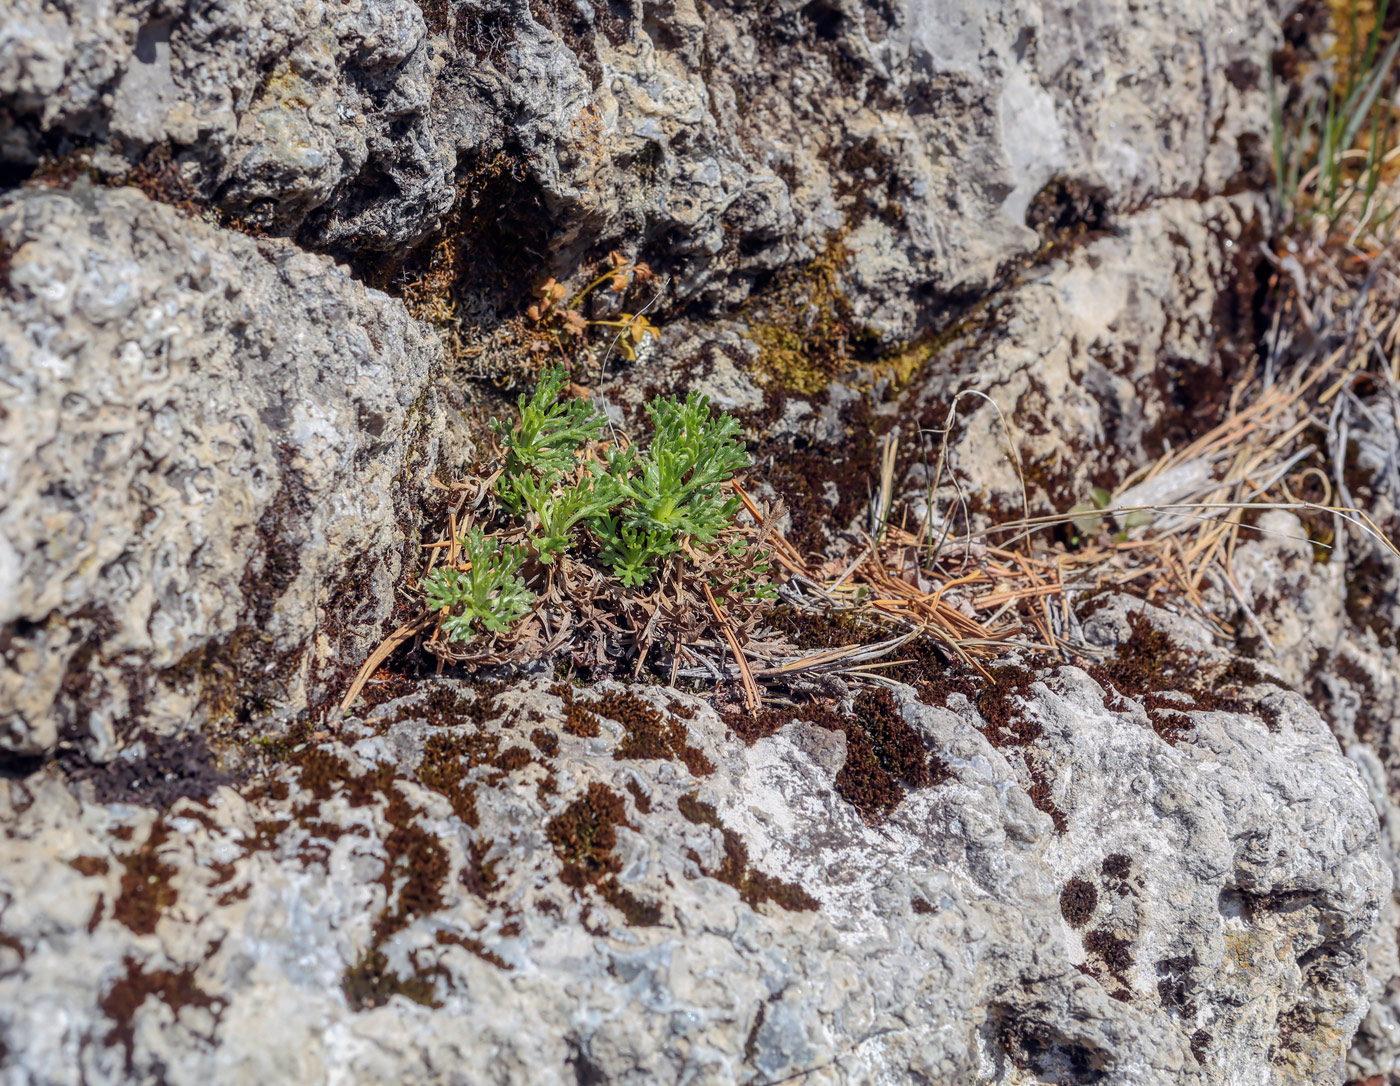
[0,598,1387,1084]
[3,0,1400,1083]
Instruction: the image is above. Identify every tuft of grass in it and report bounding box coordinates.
[1271,0,1400,245]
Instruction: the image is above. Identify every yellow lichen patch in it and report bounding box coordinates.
[259,63,313,110]
[742,233,879,396]
[1328,0,1389,77]
[860,296,999,394]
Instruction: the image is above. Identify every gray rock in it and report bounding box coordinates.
[1215,470,1400,1081]
[899,193,1271,522]
[0,608,1386,1083]
[1,0,1277,333]
[0,184,442,759]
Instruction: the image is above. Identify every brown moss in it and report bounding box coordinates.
[101,957,226,1073]
[342,948,442,1011]
[994,1008,1107,1080]
[112,821,178,936]
[599,878,663,926]
[435,929,510,971]
[547,782,629,888]
[1271,1006,1319,1064]
[461,838,501,899]
[744,1003,767,1063]
[1084,927,1135,990]
[1025,761,1068,833]
[527,0,629,86]
[557,684,602,738]
[1101,853,1134,896]
[829,135,908,228]
[69,856,110,878]
[1156,955,1198,1018]
[372,817,448,940]
[834,721,904,820]
[599,690,715,776]
[544,781,663,925]
[123,144,204,218]
[64,729,234,809]
[854,689,945,787]
[417,732,482,827]
[749,397,890,557]
[1084,612,1257,745]
[1346,552,1398,649]
[497,745,533,772]
[531,727,560,756]
[624,778,652,814]
[678,794,817,911]
[1060,878,1098,928]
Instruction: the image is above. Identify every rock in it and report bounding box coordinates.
[1,0,1276,332]
[0,603,1386,1084]
[0,184,442,760]
[896,193,1271,521]
[1213,481,1400,1081]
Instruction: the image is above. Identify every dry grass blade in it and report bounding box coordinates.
[703,582,760,711]
[337,616,434,718]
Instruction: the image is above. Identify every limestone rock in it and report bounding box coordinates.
[899,193,1271,522]
[1,0,1276,334]
[0,603,1386,1083]
[0,184,441,759]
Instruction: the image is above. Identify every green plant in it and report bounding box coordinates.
[492,364,606,479]
[421,529,534,638]
[615,393,747,538]
[424,365,766,652]
[590,517,681,587]
[1271,1,1400,241]
[499,467,622,563]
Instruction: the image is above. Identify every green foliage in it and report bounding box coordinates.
[492,364,606,479]
[499,468,622,564]
[421,529,533,637]
[586,392,748,584]
[428,366,764,646]
[590,516,681,587]
[611,393,747,540]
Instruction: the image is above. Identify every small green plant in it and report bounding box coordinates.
[604,393,748,541]
[498,467,622,563]
[424,364,768,651]
[492,364,606,478]
[421,529,533,638]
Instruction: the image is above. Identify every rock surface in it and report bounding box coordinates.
[0,184,441,760]
[0,601,1387,1084]
[6,0,1400,1082]
[2,0,1274,328]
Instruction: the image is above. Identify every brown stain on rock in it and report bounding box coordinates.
[112,821,178,936]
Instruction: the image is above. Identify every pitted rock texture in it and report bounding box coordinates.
[0,184,442,759]
[1216,503,1400,1080]
[896,193,1271,520]
[0,604,1385,1084]
[2,0,1275,330]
